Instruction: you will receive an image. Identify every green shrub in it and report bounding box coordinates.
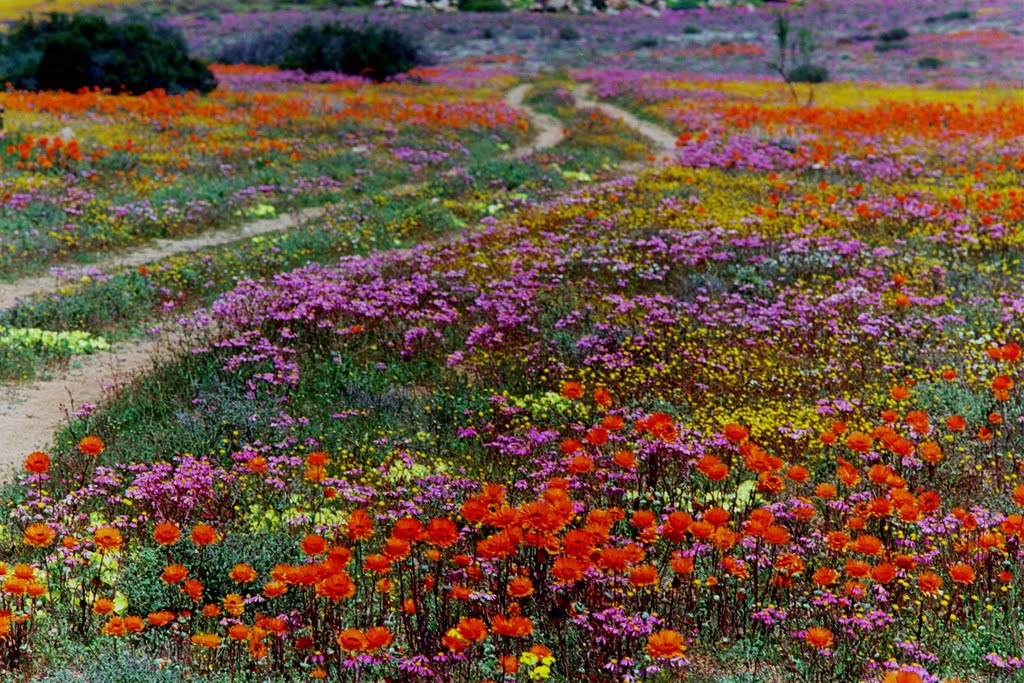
[0,13,215,94]
[925,9,971,23]
[683,24,702,34]
[35,649,184,683]
[558,26,581,41]
[878,27,910,42]
[916,56,944,70]
[458,0,508,11]
[281,22,427,81]
[631,36,659,49]
[788,63,829,83]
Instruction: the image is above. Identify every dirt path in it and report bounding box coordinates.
[1,207,329,312]
[0,83,567,475]
[504,84,565,159]
[572,83,679,162]
[0,335,167,477]
[2,86,563,313]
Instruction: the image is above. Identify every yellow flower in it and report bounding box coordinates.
[529,665,551,680]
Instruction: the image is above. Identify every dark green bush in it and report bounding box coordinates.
[788,63,829,83]
[925,9,971,23]
[878,27,910,42]
[458,0,509,11]
[916,56,944,70]
[558,26,581,41]
[281,22,427,81]
[0,13,216,94]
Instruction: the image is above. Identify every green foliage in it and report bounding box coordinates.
[34,648,184,683]
[458,0,509,12]
[768,12,826,102]
[280,22,427,81]
[0,13,215,95]
[916,56,944,70]
[788,63,829,83]
[878,27,910,42]
[925,9,971,23]
[558,26,581,41]
[631,36,659,49]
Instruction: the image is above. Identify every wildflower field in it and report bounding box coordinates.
[1,2,1024,682]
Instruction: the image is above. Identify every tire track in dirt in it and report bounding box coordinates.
[0,83,566,474]
[504,83,565,159]
[572,83,679,165]
[0,208,329,313]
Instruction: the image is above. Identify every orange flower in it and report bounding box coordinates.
[364,626,393,651]
[645,629,686,659]
[426,518,458,547]
[337,628,366,652]
[949,563,976,584]
[93,527,123,551]
[629,565,659,587]
[147,611,175,627]
[601,414,624,430]
[263,580,288,598]
[191,633,221,649]
[946,415,966,432]
[190,523,217,546]
[917,571,942,594]
[346,509,375,541]
[805,626,834,650]
[723,423,749,443]
[229,563,257,583]
[560,381,584,400]
[507,576,534,597]
[812,567,838,587]
[613,450,636,469]
[152,521,181,546]
[455,617,487,642]
[567,455,594,475]
[23,523,55,548]
[306,451,329,467]
[222,593,245,617]
[492,614,533,638]
[300,534,327,556]
[78,436,105,456]
[883,671,923,683]
[92,597,115,615]
[392,517,426,542]
[870,563,896,584]
[24,451,50,474]
[992,375,1013,392]
[890,385,910,401]
[161,564,189,584]
[228,624,250,641]
[316,573,356,601]
[845,432,873,453]
[101,616,126,637]
[182,578,204,602]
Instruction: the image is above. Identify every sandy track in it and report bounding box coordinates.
[0,83,568,475]
[1,207,328,312]
[572,83,679,161]
[504,84,565,158]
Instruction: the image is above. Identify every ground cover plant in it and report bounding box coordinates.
[1,2,1024,683]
